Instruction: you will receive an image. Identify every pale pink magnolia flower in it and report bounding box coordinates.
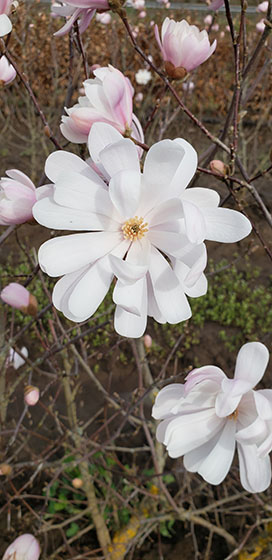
[8,346,28,369]
[256,18,266,32]
[257,1,268,13]
[60,65,144,147]
[155,18,217,79]
[3,533,40,560]
[210,0,224,9]
[33,123,251,337]
[24,386,40,406]
[0,55,16,84]
[211,23,219,31]
[139,10,146,18]
[144,334,152,349]
[0,169,37,225]
[96,11,111,23]
[204,14,212,26]
[0,0,13,36]
[51,0,109,36]
[153,342,271,493]
[1,282,38,315]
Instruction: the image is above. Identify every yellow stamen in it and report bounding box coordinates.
[228,409,238,420]
[122,216,148,241]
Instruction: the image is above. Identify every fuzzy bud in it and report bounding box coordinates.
[1,283,38,316]
[144,334,152,349]
[0,463,12,476]
[24,386,40,406]
[72,477,83,489]
[209,159,228,177]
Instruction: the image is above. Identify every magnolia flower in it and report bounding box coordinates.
[0,169,39,225]
[153,342,271,493]
[24,385,40,406]
[210,0,224,10]
[60,65,144,146]
[257,1,268,12]
[96,11,111,23]
[9,346,28,369]
[0,0,13,37]
[204,14,212,26]
[0,55,16,84]
[33,123,251,337]
[256,19,266,32]
[135,69,152,85]
[155,18,217,78]
[51,0,107,36]
[1,283,37,315]
[3,533,40,560]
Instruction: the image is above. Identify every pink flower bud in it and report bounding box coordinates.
[96,12,111,24]
[3,534,40,560]
[135,92,143,103]
[0,55,16,85]
[211,23,219,31]
[0,169,37,225]
[210,159,228,176]
[1,283,38,315]
[256,19,266,32]
[204,14,212,26]
[24,386,40,406]
[155,18,217,78]
[72,477,83,488]
[144,334,152,349]
[257,1,268,12]
[139,10,146,18]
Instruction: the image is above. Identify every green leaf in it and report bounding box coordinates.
[66,523,79,538]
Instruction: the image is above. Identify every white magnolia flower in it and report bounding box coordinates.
[135,69,152,85]
[0,0,13,37]
[153,342,271,493]
[8,346,28,369]
[33,123,251,338]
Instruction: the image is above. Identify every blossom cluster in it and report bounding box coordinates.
[153,342,271,493]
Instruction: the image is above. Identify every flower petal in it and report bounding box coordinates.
[234,342,269,387]
[114,303,147,338]
[152,384,185,420]
[68,256,113,319]
[202,207,252,243]
[238,443,271,493]
[109,169,141,218]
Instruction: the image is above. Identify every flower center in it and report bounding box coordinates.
[122,216,148,241]
[228,409,238,420]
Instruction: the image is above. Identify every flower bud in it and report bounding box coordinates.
[24,386,40,406]
[209,159,228,177]
[0,55,16,85]
[72,477,83,489]
[144,334,152,349]
[3,534,40,560]
[1,283,38,316]
[0,463,12,476]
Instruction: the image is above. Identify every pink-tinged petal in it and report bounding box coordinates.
[78,8,95,33]
[6,169,35,191]
[102,67,133,126]
[152,384,185,420]
[71,107,123,134]
[109,169,141,219]
[68,256,113,319]
[186,419,236,484]
[113,276,147,317]
[38,231,122,276]
[148,246,191,323]
[3,533,40,560]
[1,283,30,309]
[201,207,252,242]
[254,390,272,420]
[210,0,224,9]
[131,113,145,145]
[60,116,89,143]
[184,365,225,394]
[182,200,207,244]
[234,342,269,387]
[237,443,271,493]
[54,8,82,36]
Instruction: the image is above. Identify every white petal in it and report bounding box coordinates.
[254,390,272,420]
[45,150,103,186]
[146,198,184,227]
[38,232,122,276]
[182,200,207,244]
[99,139,140,179]
[0,14,12,36]
[88,122,124,162]
[238,443,271,493]
[181,187,220,208]
[236,416,268,447]
[110,255,148,284]
[53,171,115,217]
[114,303,147,338]
[234,342,269,387]
[185,419,236,485]
[149,246,191,323]
[109,169,141,218]
[202,207,252,243]
[68,256,113,319]
[113,276,146,316]
[148,229,193,259]
[152,384,185,420]
[52,266,91,322]
[33,195,117,231]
